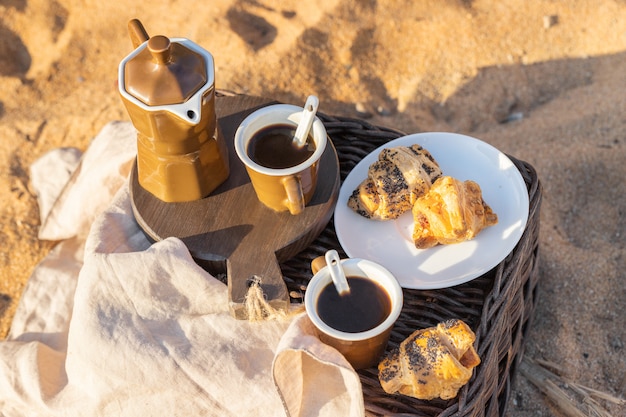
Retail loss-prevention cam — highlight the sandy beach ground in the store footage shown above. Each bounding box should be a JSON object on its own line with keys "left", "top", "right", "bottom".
{"left": 1, "top": 1, "right": 625, "bottom": 415}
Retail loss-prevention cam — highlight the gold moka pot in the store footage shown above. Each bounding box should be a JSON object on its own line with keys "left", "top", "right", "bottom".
{"left": 118, "top": 19, "right": 229, "bottom": 202}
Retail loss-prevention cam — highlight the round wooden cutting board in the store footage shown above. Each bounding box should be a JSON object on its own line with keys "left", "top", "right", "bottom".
{"left": 129, "top": 95, "right": 340, "bottom": 319}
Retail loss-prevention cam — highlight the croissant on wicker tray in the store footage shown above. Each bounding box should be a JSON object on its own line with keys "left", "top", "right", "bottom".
{"left": 347, "top": 144, "right": 442, "bottom": 220}
{"left": 378, "top": 319, "right": 481, "bottom": 400}
{"left": 412, "top": 176, "right": 498, "bottom": 249}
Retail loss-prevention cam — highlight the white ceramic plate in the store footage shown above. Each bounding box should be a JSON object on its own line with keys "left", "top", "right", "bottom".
{"left": 334, "top": 132, "right": 529, "bottom": 289}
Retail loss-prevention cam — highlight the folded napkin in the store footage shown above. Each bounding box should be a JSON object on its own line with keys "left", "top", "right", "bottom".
{"left": 0, "top": 122, "right": 364, "bottom": 417}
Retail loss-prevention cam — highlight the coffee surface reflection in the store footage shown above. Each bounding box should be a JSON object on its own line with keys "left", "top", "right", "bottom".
{"left": 317, "top": 276, "right": 392, "bottom": 333}
{"left": 247, "top": 123, "right": 316, "bottom": 169}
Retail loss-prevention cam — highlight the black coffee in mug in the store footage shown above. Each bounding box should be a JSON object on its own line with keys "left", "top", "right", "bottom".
{"left": 316, "top": 276, "right": 392, "bottom": 333}
{"left": 247, "top": 123, "right": 316, "bottom": 169}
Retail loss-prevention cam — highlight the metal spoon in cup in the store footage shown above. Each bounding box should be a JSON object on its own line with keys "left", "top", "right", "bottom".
{"left": 325, "top": 249, "right": 350, "bottom": 296}
{"left": 293, "top": 95, "right": 319, "bottom": 148}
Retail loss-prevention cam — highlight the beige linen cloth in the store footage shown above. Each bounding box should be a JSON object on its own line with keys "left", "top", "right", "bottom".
{"left": 0, "top": 121, "right": 364, "bottom": 417}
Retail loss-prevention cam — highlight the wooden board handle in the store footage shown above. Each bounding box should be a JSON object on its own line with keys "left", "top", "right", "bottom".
{"left": 227, "top": 251, "right": 290, "bottom": 320}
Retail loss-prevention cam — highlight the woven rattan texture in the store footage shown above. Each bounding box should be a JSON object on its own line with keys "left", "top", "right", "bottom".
{"left": 281, "top": 113, "right": 543, "bottom": 417}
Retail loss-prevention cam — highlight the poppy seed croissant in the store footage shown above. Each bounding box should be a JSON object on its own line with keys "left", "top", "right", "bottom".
{"left": 378, "top": 319, "right": 481, "bottom": 400}
{"left": 348, "top": 144, "right": 442, "bottom": 220}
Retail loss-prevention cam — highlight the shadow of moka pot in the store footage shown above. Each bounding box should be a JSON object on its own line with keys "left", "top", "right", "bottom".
{"left": 118, "top": 19, "right": 229, "bottom": 202}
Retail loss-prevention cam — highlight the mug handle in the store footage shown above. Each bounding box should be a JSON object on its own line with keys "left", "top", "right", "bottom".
{"left": 310, "top": 256, "right": 327, "bottom": 275}
{"left": 282, "top": 175, "right": 305, "bottom": 215}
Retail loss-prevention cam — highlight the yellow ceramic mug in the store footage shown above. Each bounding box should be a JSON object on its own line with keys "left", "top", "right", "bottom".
{"left": 306, "top": 256, "right": 404, "bottom": 369}
{"left": 234, "top": 104, "right": 327, "bottom": 215}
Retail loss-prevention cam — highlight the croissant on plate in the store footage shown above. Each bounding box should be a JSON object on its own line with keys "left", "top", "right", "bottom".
{"left": 348, "top": 144, "right": 442, "bottom": 220}
{"left": 412, "top": 176, "right": 498, "bottom": 249}
{"left": 378, "top": 319, "right": 481, "bottom": 400}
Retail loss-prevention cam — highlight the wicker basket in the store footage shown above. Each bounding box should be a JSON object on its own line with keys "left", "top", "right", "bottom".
{"left": 280, "top": 113, "right": 543, "bottom": 417}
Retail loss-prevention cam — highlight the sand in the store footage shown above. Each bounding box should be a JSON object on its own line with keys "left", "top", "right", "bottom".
{"left": 1, "top": 0, "right": 624, "bottom": 415}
